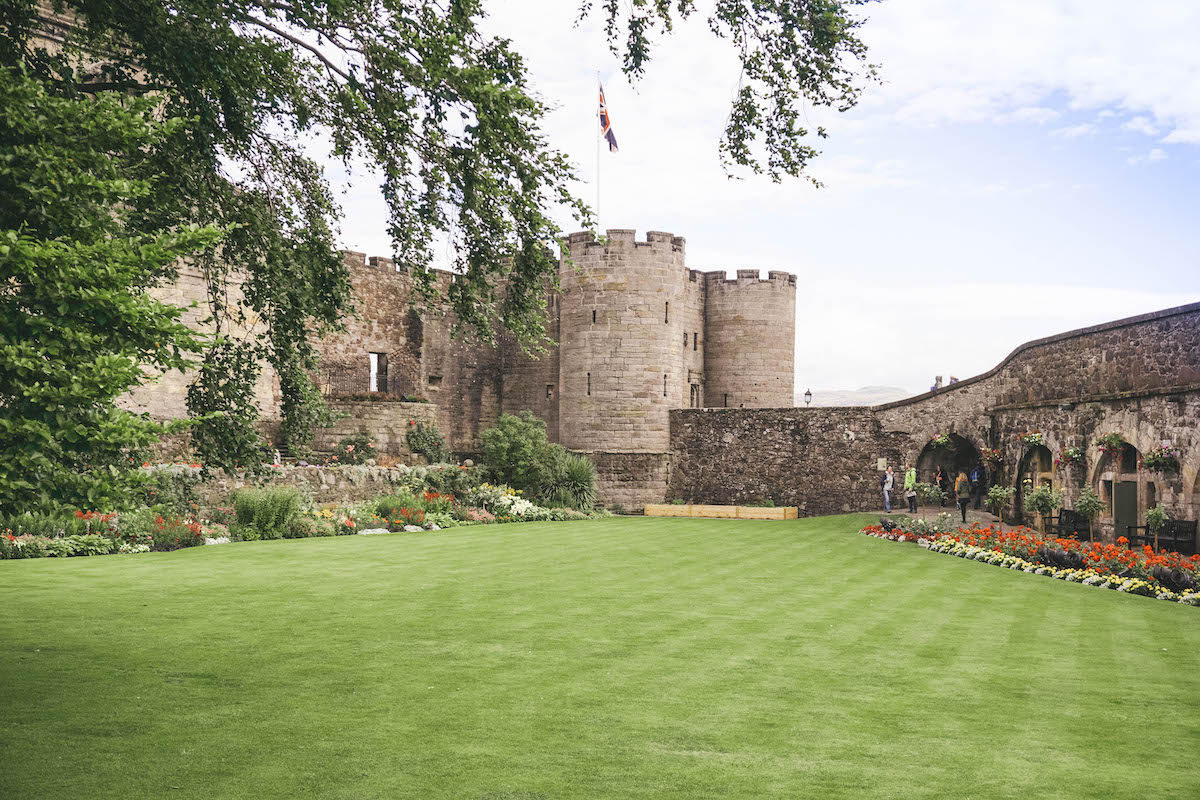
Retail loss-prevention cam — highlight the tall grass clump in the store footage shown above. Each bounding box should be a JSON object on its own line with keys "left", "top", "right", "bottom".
{"left": 231, "top": 488, "right": 304, "bottom": 541}
{"left": 541, "top": 451, "right": 597, "bottom": 511}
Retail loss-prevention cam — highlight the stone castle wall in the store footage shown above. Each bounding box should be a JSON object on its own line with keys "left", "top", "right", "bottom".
{"left": 671, "top": 302, "right": 1200, "bottom": 537}
{"left": 670, "top": 407, "right": 909, "bottom": 516}
{"left": 703, "top": 270, "right": 797, "bottom": 409}
{"left": 312, "top": 400, "right": 441, "bottom": 462}
{"left": 557, "top": 230, "right": 694, "bottom": 453}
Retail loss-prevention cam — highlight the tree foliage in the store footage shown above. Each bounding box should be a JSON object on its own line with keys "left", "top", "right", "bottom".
{"left": 2, "top": 0, "right": 878, "bottom": 474}
{"left": 0, "top": 66, "right": 224, "bottom": 513}
{"left": 586, "top": 0, "right": 880, "bottom": 184}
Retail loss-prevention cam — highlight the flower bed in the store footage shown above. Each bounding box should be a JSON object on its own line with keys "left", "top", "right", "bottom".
{"left": 2, "top": 475, "right": 608, "bottom": 561}
{"left": 860, "top": 522, "right": 1200, "bottom": 606}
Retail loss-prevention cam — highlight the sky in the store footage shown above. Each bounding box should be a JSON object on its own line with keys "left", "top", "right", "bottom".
{"left": 327, "top": 0, "right": 1200, "bottom": 399}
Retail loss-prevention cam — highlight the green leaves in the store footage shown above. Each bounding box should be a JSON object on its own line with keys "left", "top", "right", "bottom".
{"left": 587, "top": 0, "right": 880, "bottom": 184}
{"left": 0, "top": 66, "right": 224, "bottom": 513}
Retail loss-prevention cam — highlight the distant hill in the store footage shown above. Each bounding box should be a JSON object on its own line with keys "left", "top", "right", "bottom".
{"left": 797, "top": 386, "right": 917, "bottom": 407}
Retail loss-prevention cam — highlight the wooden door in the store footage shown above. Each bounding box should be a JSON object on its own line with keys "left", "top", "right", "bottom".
{"left": 1114, "top": 481, "right": 1138, "bottom": 539}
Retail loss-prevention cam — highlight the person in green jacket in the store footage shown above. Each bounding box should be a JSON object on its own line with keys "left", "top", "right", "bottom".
{"left": 903, "top": 463, "right": 918, "bottom": 513}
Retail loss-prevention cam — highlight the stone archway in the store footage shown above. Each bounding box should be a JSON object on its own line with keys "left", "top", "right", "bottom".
{"left": 1090, "top": 442, "right": 1148, "bottom": 541}
{"left": 916, "top": 433, "right": 983, "bottom": 504}
{"left": 1014, "top": 445, "right": 1055, "bottom": 526}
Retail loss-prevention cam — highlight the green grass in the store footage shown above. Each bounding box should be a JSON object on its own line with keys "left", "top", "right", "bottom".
{"left": 2, "top": 514, "right": 1198, "bottom": 799}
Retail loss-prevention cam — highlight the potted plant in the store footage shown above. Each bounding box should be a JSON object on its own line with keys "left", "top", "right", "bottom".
{"left": 1018, "top": 431, "right": 1044, "bottom": 447}
{"left": 1141, "top": 445, "right": 1180, "bottom": 473}
{"left": 1054, "top": 446, "right": 1085, "bottom": 470}
{"left": 1073, "top": 486, "right": 1106, "bottom": 543}
{"left": 930, "top": 433, "right": 951, "bottom": 450}
{"left": 914, "top": 481, "right": 945, "bottom": 522}
{"left": 1095, "top": 432, "right": 1125, "bottom": 459}
{"left": 1021, "top": 480, "right": 1063, "bottom": 535}
{"left": 980, "top": 448, "right": 1003, "bottom": 470}
{"left": 986, "top": 484, "right": 1015, "bottom": 521}
{"left": 1146, "top": 503, "right": 1170, "bottom": 550}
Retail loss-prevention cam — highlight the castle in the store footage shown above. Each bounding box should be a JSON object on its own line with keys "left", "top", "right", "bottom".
{"left": 124, "top": 228, "right": 798, "bottom": 507}
{"left": 124, "top": 225, "right": 1200, "bottom": 541}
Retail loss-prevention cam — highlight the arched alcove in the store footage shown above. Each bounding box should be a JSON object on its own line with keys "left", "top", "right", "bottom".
{"left": 1092, "top": 441, "right": 1147, "bottom": 540}
{"left": 916, "top": 434, "right": 983, "bottom": 502}
{"left": 1014, "top": 445, "right": 1057, "bottom": 525}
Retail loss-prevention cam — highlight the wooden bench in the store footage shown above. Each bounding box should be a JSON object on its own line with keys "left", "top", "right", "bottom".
{"left": 1048, "top": 509, "right": 1092, "bottom": 540}
{"left": 1127, "top": 520, "right": 1199, "bottom": 555}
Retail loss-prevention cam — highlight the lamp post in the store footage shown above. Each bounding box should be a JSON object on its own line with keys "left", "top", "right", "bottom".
{"left": 804, "top": 389, "right": 812, "bottom": 407}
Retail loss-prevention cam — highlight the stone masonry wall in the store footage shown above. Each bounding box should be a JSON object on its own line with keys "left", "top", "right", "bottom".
{"left": 119, "top": 265, "right": 280, "bottom": 421}
{"left": 671, "top": 303, "right": 1199, "bottom": 538}
{"left": 312, "top": 400, "right": 442, "bottom": 462}
{"left": 583, "top": 451, "right": 672, "bottom": 513}
{"left": 196, "top": 465, "right": 408, "bottom": 508}
{"left": 670, "top": 408, "right": 909, "bottom": 516}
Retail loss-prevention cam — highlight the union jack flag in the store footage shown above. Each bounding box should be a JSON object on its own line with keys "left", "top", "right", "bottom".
{"left": 599, "top": 83, "right": 618, "bottom": 153}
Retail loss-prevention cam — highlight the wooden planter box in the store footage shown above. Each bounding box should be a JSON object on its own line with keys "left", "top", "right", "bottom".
{"left": 644, "top": 504, "right": 799, "bottom": 520}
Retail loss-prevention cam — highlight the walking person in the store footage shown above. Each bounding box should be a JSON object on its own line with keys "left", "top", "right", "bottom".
{"left": 955, "top": 471, "right": 971, "bottom": 524}
{"left": 903, "top": 463, "right": 918, "bottom": 514}
{"left": 881, "top": 465, "right": 895, "bottom": 512}
{"left": 969, "top": 462, "right": 984, "bottom": 510}
{"left": 935, "top": 466, "right": 948, "bottom": 507}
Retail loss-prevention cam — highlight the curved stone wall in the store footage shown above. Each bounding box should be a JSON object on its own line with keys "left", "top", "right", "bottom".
{"left": 703, "top": 270, "right": 796, "bottom": 409}
{"left": 556, "top": 229, "right": 695, "bottom": 452}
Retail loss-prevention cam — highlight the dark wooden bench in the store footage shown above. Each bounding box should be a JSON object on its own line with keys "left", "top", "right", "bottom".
{"left": 1127, "top": 520, "right": 1199, "bottom": 555}
{"left": 1048, "top": 509, "right": 1092, "bottom": 540}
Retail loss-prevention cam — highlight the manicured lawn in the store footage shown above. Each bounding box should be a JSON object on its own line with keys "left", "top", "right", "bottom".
{"left": 2, "top": 514, "right": 1198, "bottom": 799}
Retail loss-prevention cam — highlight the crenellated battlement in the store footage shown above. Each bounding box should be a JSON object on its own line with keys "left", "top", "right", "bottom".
{"left": 703, "top": 268, "right": 796, "bottom": 287}
{"left": 562, "top": 228, "right": 686, "bottom": 255}
{"left": 342, "top": 250, "right": 464, "bottom": 288}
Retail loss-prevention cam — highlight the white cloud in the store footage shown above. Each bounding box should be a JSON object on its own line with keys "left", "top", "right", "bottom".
{"left": 1122, "top": 115, "right": 1159, "bottom": 135}
{"left": 1051, "top": 123, "right": 1096, "bottom": 138}
{"left": 1163, "top": 127, "right": 1200, "bottom": 144}
{"left": 998, "top": 106, "right": 1060, "bottom": 125}
{"left": 1149, "top": 147, "right": 1168, "bottom": 161}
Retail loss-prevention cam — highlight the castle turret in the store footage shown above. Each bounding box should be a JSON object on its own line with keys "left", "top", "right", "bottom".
{"left": 557, "top": 229, "right": 695, "bottom": 452}
{"left": 703, "top": 269, "right": 796, "bottom": 408}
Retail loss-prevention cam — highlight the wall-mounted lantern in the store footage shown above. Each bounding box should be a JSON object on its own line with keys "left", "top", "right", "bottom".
{"left": 804, "top": 389, "right": 812, "bottom": 407}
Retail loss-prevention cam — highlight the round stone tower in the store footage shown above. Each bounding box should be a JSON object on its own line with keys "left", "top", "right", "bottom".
{"left": 557, "top": 229, "right": 693, "bottom": 452}
{"left": 703, "top": 269, "right": 797, "bottom": 408}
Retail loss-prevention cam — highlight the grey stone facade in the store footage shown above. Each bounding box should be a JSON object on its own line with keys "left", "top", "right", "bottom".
{"left": 671, "top": 303, "right": 1200, "bottom": 538}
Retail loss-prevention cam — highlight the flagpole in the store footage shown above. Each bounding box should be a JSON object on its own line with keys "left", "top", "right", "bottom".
{"left": 595, "top": 71, "right": 601, "bottom": 227}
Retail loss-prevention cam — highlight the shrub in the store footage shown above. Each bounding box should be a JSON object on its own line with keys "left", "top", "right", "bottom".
{"left": 0, "top": 511, "right": 87, "bottom": 539}
{"left": 1022, "top": 481, "right": 1063, "bottom": 518}
{"left": 406, "top": 464, "right": 485, "bottom": 496}
{"left": 231, "top": 488, "right": 304, "bottom": 540}
{"left": 149, "top": 515, "right": 204, "bottom": 551}
{"left": 136, "top": 469, "right": 202, "bottom": 516}
{"left": 915, "top": 482, "right": 945, "bottom": 511}
{"left": 1073, "top": 487, "right": 1105, "bottom": 527}
{"left": 1147, "top": 503, "right": 1169, "bottom": 533}
{"left": 405, "top": 420, "right": 447, "bottom": 464}
{"left": 333, "top": 433, "right": 377, "bottom": 465}
{"left": 986, "top": 485, "right": 1015, "bottom": 517}
{"left": 284, "top": 515, "right": 334, "bottom": 539}
{"left": 376, "top": 492, "right": 419, "bottom": 520}
{"left": 540, "top": 451, "right": 597, "bottom": 510}
{"left": 480, "top": 411, "right": 561, "bottom": 496}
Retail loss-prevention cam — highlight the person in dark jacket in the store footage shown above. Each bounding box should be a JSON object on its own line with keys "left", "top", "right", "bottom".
{"left": 935, "top": 466, "right": 949, "bottom": 507}
{"left": 969, "top": 462, "right": 984, "bottom": 509}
